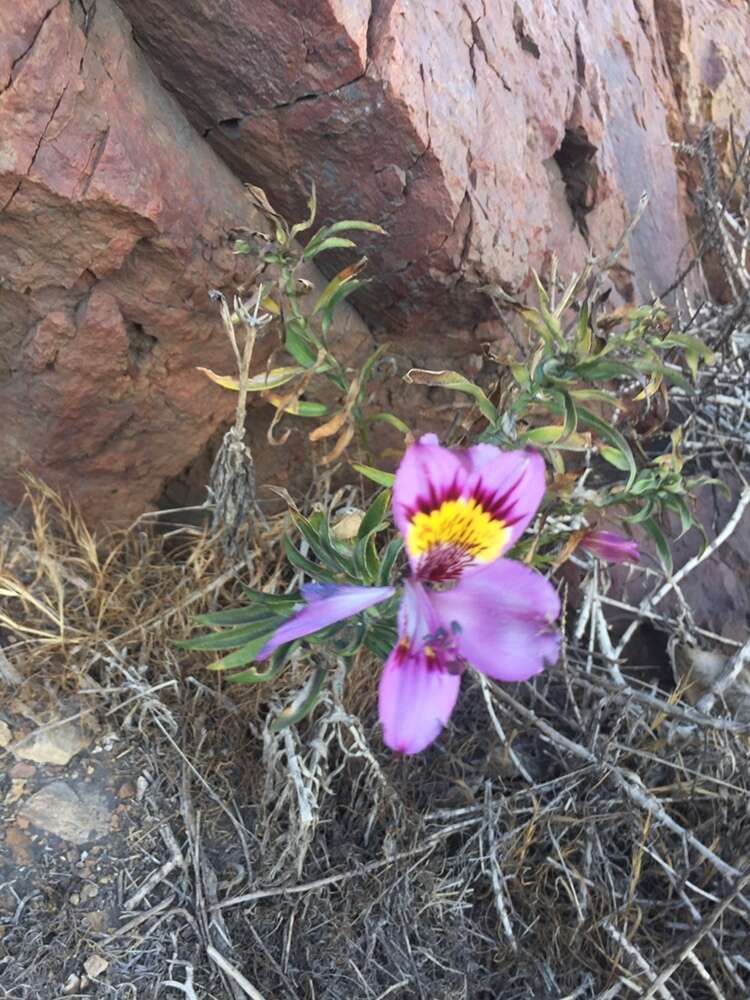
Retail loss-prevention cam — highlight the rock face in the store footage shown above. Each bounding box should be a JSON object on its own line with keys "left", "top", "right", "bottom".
{"left": 0, "top": 0, "right": 372, "bottom": 525}
{"left": 116, "top": 0, "right": 749, "bottom": 339}
{"left": 655, "top": 0, "right": 750, "bottom": 137}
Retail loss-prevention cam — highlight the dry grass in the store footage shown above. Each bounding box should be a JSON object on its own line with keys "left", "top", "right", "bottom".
{"left": 2, "top": 460, "right": 750, "bottom": 1000}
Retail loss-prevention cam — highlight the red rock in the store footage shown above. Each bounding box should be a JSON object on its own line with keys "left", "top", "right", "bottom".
{"left": 116, "top": 0, "right": 750, "bottom": 338}
{"left": 655, "top": 0, "right": 750, "bottom": 138}
{"left": 0, "top": 0, "right": 373, "bottom": 525}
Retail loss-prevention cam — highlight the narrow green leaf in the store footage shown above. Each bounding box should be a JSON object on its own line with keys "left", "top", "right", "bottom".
{"left": 284, "top": 317, "right": 320, "bottom": 369}
{"left": 641, "top": 516, "right": 673, "bottom": 575}
{"left": 369, "top": 411, "right": 411, "bottom": 435}
{"left": 364, "top": 623, "right": 398, "bottom": 661}
{"left": 289, "top": 185, "right": 317, "bottom": 241}
{"left": 377, "top": 538, "right": 403, "bottom": 586}
{"left": 271, "top": 665, "right": 328, "bottom": 731}
{"left": 302, "top": 236, "right": 357, "bottom": 259}
{"left": 208, "top": 634, "right": 279, "bottom": 671}
{"left": 357, "top": 490, "right": 391, "bottom": 541}
{"left": 312, "top": 260, "right": 367, "bottom": 314}
{"left": 293, "top": 513, "right": 353, "bottom": 574}
{"left": 599, "top": 445, "right": 632, "bottom": 472}
{"left": 282, "top": 536, "right": 337, "bottom": 582}
{"left": 574, "top": 359, "right": 639, "bottom": 380}
{"left": 175, "top": 619, "right": 282, "bottom": 651}
{"left": 239, "top": 588, "right": 300, "bottom": 610}
{"left": 403, "top": 369, "right": 497, "bottom": 426}
{"left": 316, "top": 220, "right": 386, "bottom": 238}
{"left": 195, "top": 606, "right": 284, "bottom": 628}
{"left": 351, "top": 463, "right": 396, "bottom": 487}
{"left": 576, "top": 406, "right": 637, "bottom": 489}
{"left": 224, "top": 642, "right": 298, "bottom": 683}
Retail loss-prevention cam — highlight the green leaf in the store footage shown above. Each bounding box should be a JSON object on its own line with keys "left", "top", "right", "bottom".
{"left": 509, "top": 362, "right": 531, "bottom": 389}
{"left": 195, "top": 606, "right": 285, "bottom": 628}
{"left": 224, "top": 642, "right": 298, "bottom": 683}
{"left": 364, "top": 623, "right": 399, "bottom": 661}
{"left": 302, "top": 236, "right": 357, "bottom": 259}
{"left": 293, "top": 512, "right": 352, "bottom": 574}
{"left": 239, "top": 588, "right": 301, "bottom": 609}
{"left": 289, "top": 185, "right": 318, "bottom": 241}
{"left": 599, "top": 445, "right": 632, "bottom": 472}
{"left": 625, "top": 498, "right": 655, "bottom": 524}
{"left": 641, "top": 516, "right": 673, "bottom": 575}
{"left": 264, "top": 394, "right": 329, "bottom": 418}
{"left": 369, "top": 411, "right": 411, "bottom": 435}
{"left": 403, "top": 369, "right": 498, "bottom": 426}
{"left": 283, "top": 536, "right": 337, "bottom": 582}
{"left": 357, "top": 344, "right": 386, "bottom": 388}
{"left": 353, "top": 534, "right": 380, "bottom": 583}
{"left": 304, "top": 220, "right": 385, "bottom": 259}
{"left": 521, "top": 425, "right": 590, "bottom": 448}
{"left": 662, "top": 493, "right": 693, "bottom": 536}
{"left": 378, "top": 538, "right": 403, "bottom": 586}
{"left": 574, "top": 302, "right": 592, "bottom": 357}
{"left": 208, "top": 634, "right": 279, "bottom": 671}
{"left": 351, "top": 463, "right": 396, "bottom": 487}
{"left": 320, "top": 281, "right": 368, "bottom": 338}
{"left": 284, "top": 317, "right": 320, "bottom": 369}
{"left": 315, "top": 220, "right": 386, "bottom": 239}
{"left": 357, "top": 490, "right": 391, "bottom": 540}
{"left": 568, "top": 388, "right": 619, "bottom": 406}
{"left": 271, "top": 665, "right": 328, "bottom": 731}
{"left": 551, "top": 389, "right": 578, "bottom": 439}
{"left": 576, "top": 406, "right": 637, "bottom": 490}
{"left": 175, "top": 618, "right": 282, "bottom": 652}
{"left": 574, "top": 359, "right": 639, "bottom": 381}
{"left": 312, "top": 260, "right": 367, "bottom": 315}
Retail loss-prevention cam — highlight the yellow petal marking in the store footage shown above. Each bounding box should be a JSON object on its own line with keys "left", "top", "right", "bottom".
{"left": 406, "top": 498, "right": 509, "bottom": 563}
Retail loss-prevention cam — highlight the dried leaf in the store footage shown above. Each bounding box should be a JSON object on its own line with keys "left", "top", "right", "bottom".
{"left": 319, "top": 424, "right": 355, "bottom": 466}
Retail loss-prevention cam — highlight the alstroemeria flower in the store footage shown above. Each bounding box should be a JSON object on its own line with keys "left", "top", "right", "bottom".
{"left": 258, "top": 434, "right": 560, "bottom": 754}
{"left": 580, "top": 529, "right": 640, "bottom": 565}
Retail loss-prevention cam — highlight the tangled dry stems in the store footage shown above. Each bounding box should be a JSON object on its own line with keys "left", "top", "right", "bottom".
{"left": 2, "top": 457, "right": 749, "bottom": 1000}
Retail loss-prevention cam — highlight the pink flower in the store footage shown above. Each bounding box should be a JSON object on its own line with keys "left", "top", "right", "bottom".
{"left": 258, "top": 434, "right": 560, "bottom": 754}
{"left": 580, "top": 530, "right": 640, "bottom": 565}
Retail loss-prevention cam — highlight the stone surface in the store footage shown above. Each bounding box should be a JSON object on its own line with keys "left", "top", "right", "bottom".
{"left": 0, "top": 720, "right": 12, "bottom": 748}
{"left": 18, "top": 780, "right": 111, "bottom": 844}
{"left": 654, "top": 0, "right": 750, "bottom": 139}
{"left": 0, "top": 0, "right": 374, "bottom": 526}
{"left": 610, "top": 475, "right": 750, "bottom": 648}
{"left": 116, "top": 0, "right": 750, "bottom": 341}
{"left": 10, "top": 719, "right": 91, "bottom": 766}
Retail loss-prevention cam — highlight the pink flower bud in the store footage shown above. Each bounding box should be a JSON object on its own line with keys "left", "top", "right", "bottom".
{"left": 580, "top": 530, "right": 640, "bottom": 564}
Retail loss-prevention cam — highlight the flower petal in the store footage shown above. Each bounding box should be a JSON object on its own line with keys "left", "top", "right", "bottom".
{"left": 392, "top": 434, "right": 467, "bottom": 540}
{"left": 464, "top": 445, "right": 546, "bottom": 551}
{"left": 429, "top": 559, "right": 560, "bottom": 682}
{"left": 378, "top": 642, "right": 461, "bottom": 754}
{"left": 256, "top": 584, "right": 394, "bottom": 660}
{"left": 392, "top": 435, "right": 546, "bottom": 580}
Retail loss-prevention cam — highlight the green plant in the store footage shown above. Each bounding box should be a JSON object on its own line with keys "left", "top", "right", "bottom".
{"left": 188, "top": 191, "right": 718, "bottom": 726}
